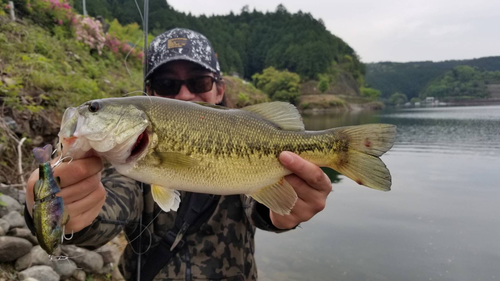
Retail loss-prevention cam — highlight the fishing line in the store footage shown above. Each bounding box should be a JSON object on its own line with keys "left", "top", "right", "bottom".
{"left": 123, "top": 89, "right": 152, "bottom": 105}
{"left": 121, "top": 209, "right": 164, "bottom": 256}
{"left": 48, "top": 247, "right": 120, "bottom": 268}
{"left": 122, "top": 0, "right": 146, "bottom": 91}
{"left": 138, "top": 0, "right": 149, "bottom": 279}
{"left": 123, "top": 37, "right": 142, "bottom": 82}
{"left": 46, "top": 211, "right": 160, "bottom": 265}
{"left": 123, "top": 223, "right": 153, "bottom": 255}
{"left": 134, "top": 0, "right": 144, "bottom": 23}
{"left": 127, "top": 210, "right": 162, "bottom": 244}
{"left": 123, "top": 90, "right": 148, "bottom": 96}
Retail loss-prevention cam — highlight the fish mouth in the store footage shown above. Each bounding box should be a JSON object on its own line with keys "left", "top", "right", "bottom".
{"left": 127, "top": 130, "right": 149, "bottom": 162}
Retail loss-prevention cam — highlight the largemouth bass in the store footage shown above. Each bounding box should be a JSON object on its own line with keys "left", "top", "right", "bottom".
{"left": 32, "top": 145, "right": 69, "bottom": 255}
{"left": 58, "top": 97, "right": 396, "bottom": 215}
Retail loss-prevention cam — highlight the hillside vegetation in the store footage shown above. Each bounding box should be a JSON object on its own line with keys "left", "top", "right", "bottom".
{"left": 422, "top": 66, "right": 500, "bottom": 101}
{"left": 73, "top": 1, "right": 365, "bottom": 81}
{"left": 0, "top": 2, "right": 145, "bottom": 184}
{"left": 365, "top": 56, "right": 500, "bottom": 102}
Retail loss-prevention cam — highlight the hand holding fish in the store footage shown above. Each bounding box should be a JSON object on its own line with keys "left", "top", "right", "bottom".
{"left": 270, "top": 152, "right": 332, "bottom": 229}
{"left": 26, "top": 156, "right": 106, "bottom": 234}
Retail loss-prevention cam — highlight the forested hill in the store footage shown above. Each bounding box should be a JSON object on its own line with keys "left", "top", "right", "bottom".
{"left": 365, "top": 56, "right": 500, "bottom": 100}
{"left": 72, "top": 0, "right": 364, "bottom": 80}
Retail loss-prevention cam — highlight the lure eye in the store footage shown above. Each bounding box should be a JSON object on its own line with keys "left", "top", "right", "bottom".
{"left": 88, "top": 101, "right": 100, "bottom": 112}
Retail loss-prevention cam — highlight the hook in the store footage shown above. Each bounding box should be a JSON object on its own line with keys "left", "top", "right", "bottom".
{"left": 52, "top": 155, "right": 73, "bottom": 169}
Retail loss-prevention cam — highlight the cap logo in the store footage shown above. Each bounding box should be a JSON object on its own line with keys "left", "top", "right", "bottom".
{"left": 167, "top": 38, "right": 188, "bottom": 49}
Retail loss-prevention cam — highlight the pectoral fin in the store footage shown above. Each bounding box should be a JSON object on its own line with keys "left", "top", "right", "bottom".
{"left": 250, "top": 177, "right": 298, "bottom": 215}
{"left": 157, "top": 152, "right": 198, "bottom": 169}
{"left": 151, "top": 184, "right": 181, "bottom": 212}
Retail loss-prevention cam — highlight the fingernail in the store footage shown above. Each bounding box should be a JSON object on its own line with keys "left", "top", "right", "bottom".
{"left": 280, "top": 151, "right": 293, "bottom": 165}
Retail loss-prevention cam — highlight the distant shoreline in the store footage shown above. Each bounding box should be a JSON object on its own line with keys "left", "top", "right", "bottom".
{"left": 400, "top": 99, "right": 500, "bottom": 108}
{"left": 445, "top": 99, "right": 500, "bottom": 107}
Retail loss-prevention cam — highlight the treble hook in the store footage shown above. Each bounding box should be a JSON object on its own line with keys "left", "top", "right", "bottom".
{"left": 63, "top": 229, "right": 74, "bottom": 241}
{"left": 52, "top": 155, "right": 73, "bottom": 169}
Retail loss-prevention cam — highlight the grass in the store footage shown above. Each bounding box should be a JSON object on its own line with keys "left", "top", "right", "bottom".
{"left": 0, "top": 15, "right": 143, "bottom": 112}
{"left": 224, "top": 76, "right": 269, "bottom": 107}
{"left": 0, "top": 13, "right": 143, "bottom": 184}
{"left": 299, "top": 94, "right": 347, "bottom": 110}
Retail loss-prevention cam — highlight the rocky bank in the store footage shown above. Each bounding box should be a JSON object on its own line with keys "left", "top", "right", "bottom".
{"left": 0, "top": 186, "right": 124, "bottom": 281}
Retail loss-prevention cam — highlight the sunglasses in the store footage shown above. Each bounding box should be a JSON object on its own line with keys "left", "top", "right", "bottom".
{"left": 150, "top": 76, "right": 218, "bottom": 97}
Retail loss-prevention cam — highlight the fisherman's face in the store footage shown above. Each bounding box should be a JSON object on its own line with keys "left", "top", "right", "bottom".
{"left": 150, "top": 60, "right": 224, "bottom": 105}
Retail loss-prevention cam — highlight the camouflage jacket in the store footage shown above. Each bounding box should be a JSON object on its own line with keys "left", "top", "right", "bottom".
{"left": 67, "top": 168, "right": 289, "bottom": 280}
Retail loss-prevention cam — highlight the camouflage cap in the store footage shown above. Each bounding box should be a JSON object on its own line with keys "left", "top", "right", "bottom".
{"left": 145, "top": 28, "right": 221, "bottom": 81}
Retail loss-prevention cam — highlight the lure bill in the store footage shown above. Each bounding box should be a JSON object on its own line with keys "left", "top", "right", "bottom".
{"left": 32, "top": 144, "right": 70, "bottom": 256}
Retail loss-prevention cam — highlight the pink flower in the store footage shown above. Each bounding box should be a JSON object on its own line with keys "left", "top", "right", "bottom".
{"left": 58, "top": 19, "right": 63, "bottom": 25}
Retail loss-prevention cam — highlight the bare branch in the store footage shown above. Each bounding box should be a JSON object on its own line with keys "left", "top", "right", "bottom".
{"left": 1, "top": 183, "right": 25, "bottom": 188}
{"left": 17, "top": 137, "right": 26, "bottom": 188}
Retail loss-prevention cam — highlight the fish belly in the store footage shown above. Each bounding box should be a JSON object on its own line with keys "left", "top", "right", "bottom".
{"left": 117, "top": 154, "right": 290, "bottom": 195}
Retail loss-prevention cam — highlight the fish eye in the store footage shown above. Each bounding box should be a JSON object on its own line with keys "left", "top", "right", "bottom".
{"left": 88, "top": 101, "right": 101, "bottom": 112}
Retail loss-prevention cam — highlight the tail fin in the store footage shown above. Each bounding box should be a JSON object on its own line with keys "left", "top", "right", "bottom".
{"left": 330, "top": 124, "right": 396, "bottom": 191}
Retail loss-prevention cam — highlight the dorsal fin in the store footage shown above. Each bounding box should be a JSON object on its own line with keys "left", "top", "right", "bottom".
{"left": 241, "top": 102, "right": 305, "bottom": 131}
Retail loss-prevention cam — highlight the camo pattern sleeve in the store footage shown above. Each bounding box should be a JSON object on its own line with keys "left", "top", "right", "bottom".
{"left": 64, "top": 167, "right": 143, "bottom": 249}
{"left": 242, "top": 195, "right": 294, "bottom": 233}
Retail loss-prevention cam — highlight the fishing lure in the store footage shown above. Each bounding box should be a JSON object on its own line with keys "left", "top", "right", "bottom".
{"left": 32, "top": 144, "right": 70, "bottom": 256}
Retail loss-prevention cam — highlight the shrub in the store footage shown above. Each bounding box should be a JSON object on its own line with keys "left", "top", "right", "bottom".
{"left": 388, "top": 92, "right": 408, "bottom": 105}
{"left": 360, "top": 87, "right": 381, "bottom": 100}
{"left": 237, "top": 92, "right": 250, "bottom": 107}
{"left": 74, "top": 15, "right": 105, "bottom": 54}
{"left": 252, "top": 67, "right": 301, "bottom": 104}
{"left": 318, "top": 74, "right": 329, "bottom": 93}
{"left": 27, "top": 0, "right": 75, "bottom": 37}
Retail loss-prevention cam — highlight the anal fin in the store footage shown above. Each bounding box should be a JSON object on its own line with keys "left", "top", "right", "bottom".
{"left": 151, "top": 184, "right": 181, "bottom": 212}
{"left": 250, "top": 178, "right": 297, "bottom": 215}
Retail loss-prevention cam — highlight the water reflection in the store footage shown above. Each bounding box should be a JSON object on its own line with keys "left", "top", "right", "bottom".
{"left": 303, "top": 105, "right": 500, "bottom": 157}
{"left": 256, "top": 105, "right": 500, "bottom": 281}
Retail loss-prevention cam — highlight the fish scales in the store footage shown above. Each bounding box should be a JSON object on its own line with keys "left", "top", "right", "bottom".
{"left": 126, "top": 98, "right": 348, "bottom": 194}
{"left": 58, "top": 96, "right": 396, "bottom": 214}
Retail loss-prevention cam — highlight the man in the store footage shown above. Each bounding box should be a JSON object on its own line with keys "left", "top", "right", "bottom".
{"left": 25, "top": 28, "right": 332, "bottom": 280}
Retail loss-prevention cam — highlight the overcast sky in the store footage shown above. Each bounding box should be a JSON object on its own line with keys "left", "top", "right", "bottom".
{"left": 167, "top": 0, "right": 500, "bottom": 63}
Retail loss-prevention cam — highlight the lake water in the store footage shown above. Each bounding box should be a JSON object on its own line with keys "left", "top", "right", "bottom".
{"left": 255, "top": 105, "right": 500, "bottom": 281}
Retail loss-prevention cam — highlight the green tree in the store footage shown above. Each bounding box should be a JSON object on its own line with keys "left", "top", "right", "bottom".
{"left": 388, "top": 92, "right": 408, "bottom": 105}
{"left": 421, "top": 65, "right": 493, "bottom": 100}
{"left": 360, "top": 87, "right": 381, "bottom": 100}
{"left": 252, "top": 67, "right": 301, "bottom": 104}
{"left": 318, "top": 74, "right": 329, "bottom": 93}
{"left": 365, "top": 57, "right": 500, "bottom": 100}
{"left": 75, "top": 1, "right": 365, "bottom": 80}
{"left": 108, "top": 19, "right": 154, "bottom": 47}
